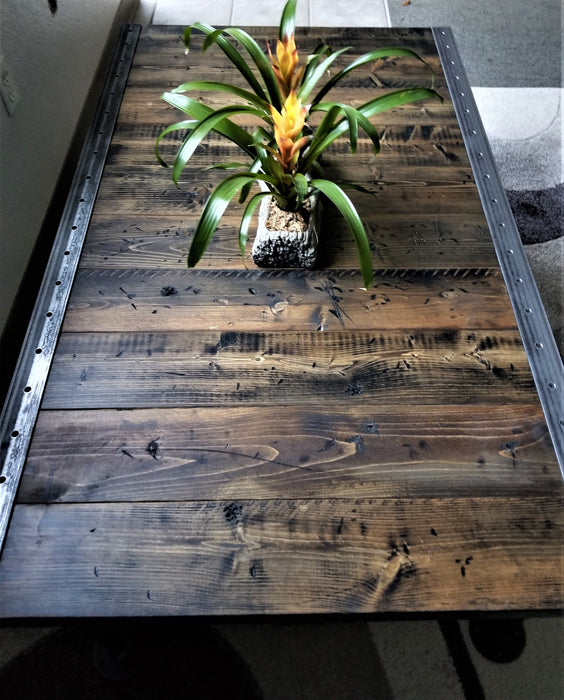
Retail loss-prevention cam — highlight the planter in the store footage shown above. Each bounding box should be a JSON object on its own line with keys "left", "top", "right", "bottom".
{"left": 252, "top": 190, "right": 322, "bottom": 269}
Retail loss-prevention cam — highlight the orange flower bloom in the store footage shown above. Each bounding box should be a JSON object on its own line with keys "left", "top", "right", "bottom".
{"left": 270, "top": 91, "right": 309, "bottom": 171}
{"left": 268, "top": 34, "right": 304, "bottom": 99}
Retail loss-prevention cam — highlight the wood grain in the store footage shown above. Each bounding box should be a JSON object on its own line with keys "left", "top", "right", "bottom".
{"left": 1, "top": 27, "right": 560, "bottom": 618}
{"left": 0, "top": 497, "right": 560, "bottom": 617}
{"left": 42, "top": 329, "right": 536, "bottom": 409}
{"left": 63, "top": 269, "right": 515, "bottom": 333}
{"left": 19, "top": 406, "right": 559, "bottom": 503}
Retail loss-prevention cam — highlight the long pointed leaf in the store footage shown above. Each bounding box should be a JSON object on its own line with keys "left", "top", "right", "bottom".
{"left": 171, "top": 104, "right": 263, "bottom": 184}
{"left": 188, "top": 173, "right": 276, "bottom": 267}
{"left": 297, "top": 47, "right": 351, "bottom": 103}
{"left": 301, "top": 44, "right": 332, "bottom": 87}
{"left": 279, "top": 0, "right": 297, "bottom": 40}
{"left": 190, "top": 22, "right": 268, "bottom": 101}
{"left": 239, "top": 191, "right": 272, "bottom": 255}
{"left": 309, "top": 178, "right": 373, "bottom": 288}
{"left": 155, "top": 119, "right": 196, "bottom": 166}
{"left": 171, "top": 80, "right": 271, "bottom": 112}
{"left": 311, "top": 47, "right": 435, "bottom": 106}
{"left": 311, "top": 102, "right": 380, "bottom": 154}
{"left": 161, "top": 92, "right": 255, "bottom": 155}
{"left": 302, "top": 88, "right": 441, "bottom": 171}
{"left": 225, "top": 28, "right": 282, "bottom": 108}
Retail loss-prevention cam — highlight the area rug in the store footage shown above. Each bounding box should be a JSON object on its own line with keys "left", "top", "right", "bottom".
{"left": 507, "top": 184, "right": 563, "bottom": 245}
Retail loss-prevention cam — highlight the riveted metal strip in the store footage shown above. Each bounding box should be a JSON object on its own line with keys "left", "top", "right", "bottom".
{"left": 0, "top": 25, "right": 142, "bottom": 551}
{"left": 433, "top": 27, "right": 563, "bottom": 476}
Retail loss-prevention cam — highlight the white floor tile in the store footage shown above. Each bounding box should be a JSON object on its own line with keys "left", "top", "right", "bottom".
{"left": 472, "top": 87, "right": 561, "bottom": 142}
{"left": 150, "top": 0, "right": 392, "bottom": 28}
{"left": 152, "top": 0, "right": 234, "bottom": 25}
{"left": 310, "top": 0, "right": 390, "bottom": 27}
{"left": 231, "top": 0, "right": 310, "bottom": 27}
{"left": 473, "top": 88, "right": 563, "bottom": 189}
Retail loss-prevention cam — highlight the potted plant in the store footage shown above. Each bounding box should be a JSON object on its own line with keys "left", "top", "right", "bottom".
{"left": 156, "top": 0, "right": 440, "bottom": 288}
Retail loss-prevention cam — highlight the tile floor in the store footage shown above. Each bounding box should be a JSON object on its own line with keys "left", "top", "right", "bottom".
{"left": 1, "top": 0, "right": 562, "bottom": 697}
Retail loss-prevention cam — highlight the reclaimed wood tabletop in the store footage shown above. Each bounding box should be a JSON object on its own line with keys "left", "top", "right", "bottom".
{"left": 0, "top": 26, "right": 561, "bottom": 617}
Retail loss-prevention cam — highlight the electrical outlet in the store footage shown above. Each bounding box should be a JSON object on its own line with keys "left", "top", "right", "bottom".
{"left": 0, "top": 55, "right": 21, "bottom": 116}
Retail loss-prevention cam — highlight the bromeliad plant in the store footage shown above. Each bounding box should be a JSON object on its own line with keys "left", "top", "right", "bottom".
{"left": 156, "top": 0, "right": 440, "bottom": 288}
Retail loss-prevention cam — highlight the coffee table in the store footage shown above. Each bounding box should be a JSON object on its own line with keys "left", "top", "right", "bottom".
{"left": 0, "top": 25, "right": 561, "bottom": 616}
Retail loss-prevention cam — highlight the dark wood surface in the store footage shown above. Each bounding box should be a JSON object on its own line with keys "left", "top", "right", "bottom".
{"left": 0, "top": 26, "right": 561, "bottom": 617}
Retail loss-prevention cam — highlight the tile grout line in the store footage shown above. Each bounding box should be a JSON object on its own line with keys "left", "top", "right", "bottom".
{"left": 383, "top": 0, "right": 392, "bottom": 27}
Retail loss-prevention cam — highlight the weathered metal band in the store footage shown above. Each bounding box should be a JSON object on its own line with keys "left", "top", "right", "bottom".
{"left": 0, "top": 25, "right": 142, "bottom": 551}
{"left": 433, "top": 27, "right": 563, "bottom": 476}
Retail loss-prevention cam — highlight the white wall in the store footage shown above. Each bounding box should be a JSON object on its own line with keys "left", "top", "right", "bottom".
{"left": 0, "top": 0, "right": 137, "bottom": 339}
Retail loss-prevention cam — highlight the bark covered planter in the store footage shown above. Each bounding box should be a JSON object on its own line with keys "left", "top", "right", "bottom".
{"left": 252, "top": 189, "right": 322, "bottom": 269}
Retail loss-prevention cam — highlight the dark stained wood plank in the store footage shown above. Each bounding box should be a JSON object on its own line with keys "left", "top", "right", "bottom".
{"left": 42, "top": 329, "right": 536, "bottom": 409}
{"left": 63, "top": 269, "right": 516, "bottom": 333}
{"left": 19, "top": 405, "right": 560, "bottom": 503}
{"left": 80, "top": 211, "right": 498, "bottom": 271}
{"left": 127, "top": 27, "right": 447, "bottom": 91}
{"left": 0, "top": 497, "right": 561, "bottom": 617}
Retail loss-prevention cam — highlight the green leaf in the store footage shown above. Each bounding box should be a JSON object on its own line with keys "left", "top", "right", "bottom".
{"left": 161, "top": 92, "right": 255, "bottom": 156}
{"left": 225, "top": 28, "right": 282, "bottom": 108}
{"left": 200, "top": 162, "right": 250, "bottom": 171}
{"left": 343, "top": 105, "right": 358, "bottom": 152}
{"left": 171, "top": 80, "right": 271, "bottom": 112}
{"left": 155, "top": 119, "right": 196, "bottom": 166}
{"left": 301, "top": 44, "right": 332, "bottom": 88}
{"left": 311, "top": 47, "right": 435, "bottom": 106}
{"left": 279, "top": 0, "right": 297, "bottom": 40}
{"left": 360, "top": 87, "right": 443, "bottom": 119}
{"left": 293, "top": 172, "right": 309, "bottom": 205}
{"left": 239, "top": 155, "right": 266, "bottom": 203}
{"left": 310, "top": 178, "right": 373, "bottom": 288}
{"left": 171, "top": 105, "right": 263, "bottom": 185}
{"left": 190, "top": 22, "right": 269, "bottom": 102}
{"left": 311, "top": 102, "right": 380, "bottom": 155}
{"left": 302, "top": 88, "right": 441, "bottom": 171}
{"left": 239, "top": 191, "right": 272, "bottom": 255}
{"left": 297, "top": 47, "right": 351, "bottom": 103}
{"left": 188, "top": 173, "right": 276, "bottom": 267}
